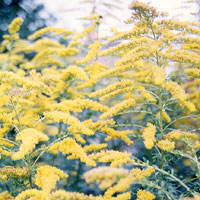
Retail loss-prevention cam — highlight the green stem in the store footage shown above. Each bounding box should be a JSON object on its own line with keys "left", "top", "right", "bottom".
{"left": 163, "top": 114, "right": 199, "bottom": 132}
{"left": 32, "top": 134, "right": 70, "bottom": 169}
{"left": 133, "top": 159, "right": 195, "bottom": 196}
{"left": 52, "top": 122, "right": 63, "bottom": 165}
{"left": 159, "top": 89, "right": 164, "bottom": 169}
{"left": 147, "top": 181, "right": 174, "bottom": 200}
{"left": 26, "top": 155, "right": 33, "bottom": 188}
{"left": 10, "top": 98, "right": 22, "bottom": 131}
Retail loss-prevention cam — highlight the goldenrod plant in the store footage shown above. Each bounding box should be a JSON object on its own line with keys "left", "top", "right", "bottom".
{"left": 0, "top": 1, "right": 199, "bottom": 200}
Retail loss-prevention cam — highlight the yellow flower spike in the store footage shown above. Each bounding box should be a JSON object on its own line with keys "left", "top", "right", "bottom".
{"left": 89, "top": 150, "right": 131, "bottom": 167}
{"left": 103, "top": 175, "right": 134, "bottom": 199}
{"left": 50, "top": 190, "right": 104, "bottom": 200}
{"left": 15, "top": 189, "right": 48, "bottom": 200}
{"left": 110, "top": 192, "right": 131, "bottom": 200}
{"left": 194, "top": 141, "right": 200, "bottom": 149}
{"left": 0, "top": 191, "right": 13, "bottom": 200}
{"left": 76, "top": 41, "right": 100, "bottom": 64}
{"left": 156, "top": 139, "right": 175, "bottom": 151}
{"left": 152, "top": 65, "right": 166, "bottom": 86}
{"left": 83, "top": 143, "right": 108, "bottom": 153}
{"left": 28, "top": 27, "right": 75, "bottom": 40}
{"left": 136, "top": 189, "right": 156, "bottom": 200}
{"left": 85, "top": 61, "right": 109, "bottom": 78}
{"left": 184, "top": 68, "right": 200, "bottom": 78}
{"left": 141, "top": 91, "right": 157, "bottom": 103}
{"left": 0, "top": 166, "right": 29, "bottom": 181}
{"left": 59, "top": 138, "right": 96, "bottom": 166}
{"left": 104, "top": 167, "right": 154, "bottom": 199}
{"left": 162, "top": 110, "right": 171, "bottom": 123}
{"left": 142, "top": 123, "right": 156, "bottom": 150}
{"left": 89, "top": 80, "right": 135, "bottom": 98}
{"left": 44, "top": 111, "right": 94, "bottom": 136}
{"left": 61, "top": 65, "right": 89, "bottom": 81}
{"left": 0, "top": 140, "right": 14, "bottom": 148}
{"left": 8, "top": 17, "right": 23, "bottom": 35}
{"left": 47, "top": 142, "right": 60, "bottom": 155}
{"left": 83, "top": 119, "right": 115, "bottom": 132}
{"left": 164, "top": 81, "right": 188, "bottom": 103}
{"left": 101, "top": 127, "right": 133, "bottom": 145}
{"left": 0, "top": 147, "right": 12, "bottom": 157}
{"left": 12, "top": 128, "right": 49, "bottom": 160}
{"left": 182, "top": 101, "right": 196, "bottom": 112}
{"left": 34, "top": 165, "right": 68, "bottom": 193}
{"left": 83, "top": 166, "right": 129, "bottom": 190}
{"left": 51, "top": 98, "right": 108, "bottom": 113}
{"left": 165, "top": 130, "right": 199, "bottom": 141}
{"left": 100, "top": 98, "right": 135, "bottom": 119}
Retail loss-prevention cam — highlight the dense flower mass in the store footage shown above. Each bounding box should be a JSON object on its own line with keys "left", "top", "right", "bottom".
{"left": 0, "top": 1, "right": 199, "bottom": 199}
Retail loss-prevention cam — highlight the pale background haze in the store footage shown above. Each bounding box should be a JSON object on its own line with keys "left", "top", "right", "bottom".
{"left": 36, "top": 0, "right": 198, "bottom": 35}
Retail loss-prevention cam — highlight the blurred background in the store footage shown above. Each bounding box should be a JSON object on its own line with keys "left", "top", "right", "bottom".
{"left": 0, "top": 0, "right": 199, "bottom": 41}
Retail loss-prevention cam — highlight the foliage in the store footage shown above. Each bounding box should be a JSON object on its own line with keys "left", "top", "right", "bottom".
{"left": 0, "top": 1, "right": 199, "bottom": 200}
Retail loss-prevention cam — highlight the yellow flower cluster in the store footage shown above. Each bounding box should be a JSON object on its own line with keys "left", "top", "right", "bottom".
{"left": 50, "top": 190, "right": 103, "bottom": 200}
{"left": 0, "top": 191, "right": 13, "bottom": 200}
{"left": 136, "top": 189, "right": 156, "bottom": 200}
{"left": 100, "top": 98, "right": 135, "bottom": 119}
{"left": 83, "top": 143, "right": 108, "bottom": 153}
{"left": 89, "top": 150, "right": 131, "bottom": 167}
{"left": 104, "top": 167, "right": 155, "bottom": 199}
{"left": 0, "top": 71, "right": 51, "bottom": 95}
{"left": 165, "top": 130, "right": 199, "bottom": 142}
{"left": 76, "top": 41, "right": 100, "bottom": 64}
{"left": 12, "top": 128, "right": 49, "bottom": 160}
{"left": 99, "top": 86, "right": 137, "bottom": 101}
{"left": 162, "top": 110, "right": 171, "bottom": 123}
{"left": 182, "top": 101, "right": 196, "bottom": 112}
{"left": 164, "top": 81, "right": 188, "bottom": 102}
{"left": 31, "top": 47, "right": 77, "bottom": 68}
{"left": 59, "top": 138, "right": 96, "bottom": 166}
{"left": 0, "top": 166, "right": 28, "bottom": 181}
{"left": 83, "top": 119, "right": 115, "bottom": 132}
{"left": 61, "top": 65, "right": 89, "bottom": 81}
{"left": 8, "top": 17, "right": 23, "bottom": 35}
{"left": 109, "top": 27, "right": 149, "bottom": 42}
{"left": 115, "top": 51, "right": 152, "bottom": 67}
{"left": 83, "top": 166, "right": 129, "bottom": 190}
{"left": 29, "top": 27, "right": 74, "bottom": 40}
{"left": 0, "top": 147, "right": 12, "bottom": 158}
{"left": 89, "top": 80, "right": 135, "bottom": 98}
{"left": 142, "top": 123, "right": 156, "bottom": 150}
{"left": 99, "top": 37, "right": 151, "bottom": 57}
{"left": 44, "top": 111, "right": 94, "bottom": 136}
{"left": 0, "top": 139, "right": 13, "bottom": 158}
{"left": 129, "top": 1, "right": 158, "bottom": 17}
{"left": 156, "top": 139, "right": 175, "bottom": 151}
{"left": 184, "top": 68, "right": 200, "bottom": 78}
{"left": 15, "top": 189, "right": 48, "bottom": 200}
{"left": 101, "top": 127, "right": 133, "bottom": 145}
{"left": 51, "top": 98, "right": 108, "bottom": 113}
{"left": 34, "top": 165, "right": 68, "bottom": 193}
{"left": 141, "top": 91, "right": 157, "bottom": 103}
{"left": 152, "top": 66, "right": 166, "bottom": 86}
{"left": 85, "top": 61, "right": 108, "bottom": 78}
